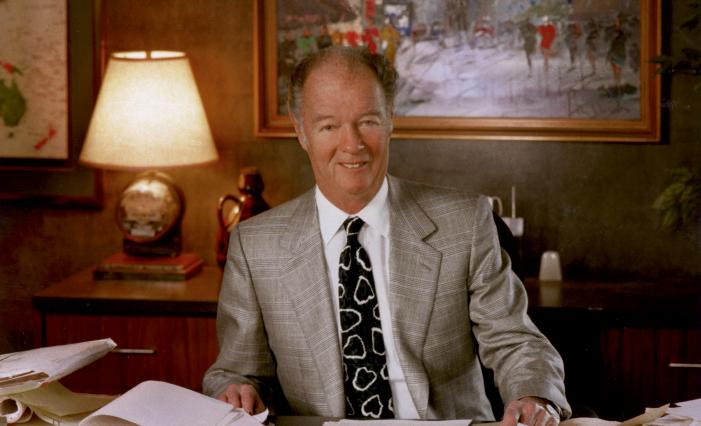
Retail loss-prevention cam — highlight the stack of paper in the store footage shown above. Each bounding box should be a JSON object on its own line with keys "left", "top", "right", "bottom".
{"left": 1, "top": 381, "right": 115, "bottom": 424}
{"left": 0, "top": 339, "right": 117, "bottom": 424}
{"left": 323, "top": 420, "right": 471, "bottom": 425}
{"left": 79, "top": 380, "right": 266, "bottom": 426}
{"left": 1, "top": 339, "right": 266, "bottom": 425}
{"left": 0, "top": 338, "right": 116, "bottom": 395}
{"left": 657, "top": 398, "right": 701, "bottom": 425}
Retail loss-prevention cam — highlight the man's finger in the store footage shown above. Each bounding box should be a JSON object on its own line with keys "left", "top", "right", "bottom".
{"left": 254, "top": 397, "right": 267, "bottom": 415}
{"left": 218, "top": 385, "right": 243, "bottom": 408}
{"left": 239, "top": 384, "right": 264, "bottom": 414}
{"left": 239, "top": 388, "right": 255, "bottom": 414}
{"left": 531, "top": 407, "right": 548, "bottom": 426}
{"left": 500, "top": 402, "right": 521, "bottom": 426}
{"left": 520, "top": 402, "right": 537, "bottom": 425}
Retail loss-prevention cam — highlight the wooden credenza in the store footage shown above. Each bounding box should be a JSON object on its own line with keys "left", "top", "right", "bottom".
{"left": 33, "top": 266, "right": 222, "bottom": 395}
{"left": 34, "top": 268, "right": 701, "bottom": 420}
{"left": 524, "top": 279, "right": 701, "bottom": 420}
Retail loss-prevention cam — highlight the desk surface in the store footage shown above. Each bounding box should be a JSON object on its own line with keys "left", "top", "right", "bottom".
{"left": 25, "top": 416, "right": 497, "bottom": 426}
{"left": 271, "top": 418, "right": 498, "bottom": 426}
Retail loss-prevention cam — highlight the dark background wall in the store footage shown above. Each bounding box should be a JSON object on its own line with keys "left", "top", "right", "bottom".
{"left": 1, "top": 0, "right": 699, "bottom": 354}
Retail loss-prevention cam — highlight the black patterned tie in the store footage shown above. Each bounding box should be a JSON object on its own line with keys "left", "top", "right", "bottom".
{"left": 338, "top": 217, "right": 393, "bottom": 419}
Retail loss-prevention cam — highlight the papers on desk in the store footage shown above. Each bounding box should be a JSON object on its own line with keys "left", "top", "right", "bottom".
{"left": 1, "top": 381, "right": 115, "bottom": 424}
{"left": 1, "top": 379, "right": 266, "bottom": 426}
{"left": 79, "top": 381, "right": 265, "bottom": 426}
{"left": 0, "top": 340, "right": 265, "bottom": 425}
{"left": 564, "top": 399, "right": 701, "bottom": 426}
{"left": 0, "top": 339, "right": 117, "bottom": 424}
{"left": 653, "top": 398, "right": 701, "bottom": 425}
{"left": 0, "top": 338, "right": 116, "bottom": 396}
{"left": 323, "top": 420, "right": 470, "bottom": 425}
{"left": 559, "top": 419, "right": 618, "bottom": 426}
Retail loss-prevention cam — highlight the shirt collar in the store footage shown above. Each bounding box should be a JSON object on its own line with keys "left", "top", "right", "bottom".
{"left": 315, "top": 177, "right": 390, "bottom": 244}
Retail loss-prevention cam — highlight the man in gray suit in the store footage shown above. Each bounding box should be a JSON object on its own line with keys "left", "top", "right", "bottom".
{"left": 203, "top": 46, "right": 570, "bottom": 425}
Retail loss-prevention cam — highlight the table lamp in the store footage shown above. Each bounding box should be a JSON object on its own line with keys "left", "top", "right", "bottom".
{"left": 80, "top": 51, "right": 218, "bottom": 260}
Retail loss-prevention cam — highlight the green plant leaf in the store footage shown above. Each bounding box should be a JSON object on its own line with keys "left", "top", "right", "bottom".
{"left": 662, "top": 209, "right": 680, "bottom": 229}
{"left": 654, "top": 167, "right": 701, "bottom": 230}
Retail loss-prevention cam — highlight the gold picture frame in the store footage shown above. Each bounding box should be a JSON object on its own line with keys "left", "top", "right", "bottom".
{"left": 254, "top": 0, "right": 661, "bottom": 142}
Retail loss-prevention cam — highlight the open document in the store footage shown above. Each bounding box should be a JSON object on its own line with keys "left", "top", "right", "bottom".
{"left": 324, "top": 420, "right": 471, "bottom": 426}
{"left": 653, "top": 398, "right": 701, "bottom": 425}
{"left": 79, "top": 380, "right": 266, "bottom": 426}
{"left": 0, "top": 338, "right": 117, "bottom": 396}
{"left": 1, "top": 381, "right": 115, "bottom": 424}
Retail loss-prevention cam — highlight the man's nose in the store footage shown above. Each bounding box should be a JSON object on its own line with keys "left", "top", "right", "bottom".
{"left": 339, "top": 125, "right": 364, "bottom": 153}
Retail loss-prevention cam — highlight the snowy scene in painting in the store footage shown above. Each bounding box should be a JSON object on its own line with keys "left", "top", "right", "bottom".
{"left": 276, "top": 0, "right": 642, "bottom": 120}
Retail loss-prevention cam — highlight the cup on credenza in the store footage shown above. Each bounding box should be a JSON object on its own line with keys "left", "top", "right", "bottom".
{"left": 502, "top": 217, "right": 524, "bottom": 237}
{"left": 539, "top": 250, "right": 562, "bottom": 281}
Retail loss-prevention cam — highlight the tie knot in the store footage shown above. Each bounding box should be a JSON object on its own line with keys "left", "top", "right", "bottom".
{"left": 343, "top": 216, "right": 364, "bottom": 240}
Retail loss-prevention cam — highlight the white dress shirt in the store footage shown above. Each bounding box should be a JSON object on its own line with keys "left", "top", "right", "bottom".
{"left": 315, "top": 177, "right": 420, "bottom": 419}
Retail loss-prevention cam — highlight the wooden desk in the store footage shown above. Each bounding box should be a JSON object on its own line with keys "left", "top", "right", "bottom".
{"left": 33, "top": 266, "right": 221, "bottom": 395}
{"left": 524, "top": 279, "right": 701, "bottom": 420}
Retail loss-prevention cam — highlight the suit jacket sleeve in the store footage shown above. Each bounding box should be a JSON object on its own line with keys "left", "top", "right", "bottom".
{"left": 468, "top": 196, "right": 571, "bottom": 418}
{"left": 202, "top": 225, "right": 277, "bottom": 401}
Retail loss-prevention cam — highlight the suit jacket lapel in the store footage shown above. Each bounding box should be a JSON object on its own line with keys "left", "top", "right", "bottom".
{"left": 279, "top": 190, "right": 345, "bottom": 416}
{"left": 387, "top": 176, "right": 442, "bottom": 418}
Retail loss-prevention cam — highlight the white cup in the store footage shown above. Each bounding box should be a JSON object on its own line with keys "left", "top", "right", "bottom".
{"left": 501, "top": 217, "right": 524, "bottom": 237}
{"left": 539, "top": 251, "right": 562, "bottom": 281}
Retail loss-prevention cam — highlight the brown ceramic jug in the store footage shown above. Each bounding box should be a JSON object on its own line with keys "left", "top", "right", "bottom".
{"left": 216, "top": 167, "right": 270, "bottom": 268}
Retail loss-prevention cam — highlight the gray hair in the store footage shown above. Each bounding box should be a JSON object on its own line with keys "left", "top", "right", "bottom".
{"left": 287, "top": 46, "right": 398, "bottom": 120}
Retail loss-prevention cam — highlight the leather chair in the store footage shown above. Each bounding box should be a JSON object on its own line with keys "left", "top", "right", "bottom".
{"left": 479, "top": 212, "right": 525, "bottom": 419}
{"left": 492, "top": 211, "right": 524, "bottom": 281}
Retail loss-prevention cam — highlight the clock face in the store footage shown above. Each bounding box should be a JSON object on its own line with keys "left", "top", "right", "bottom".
{"left": 116, "top": 173, "right": 183, "bottom": 243}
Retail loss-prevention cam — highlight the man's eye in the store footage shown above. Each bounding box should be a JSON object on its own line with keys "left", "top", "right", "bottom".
{"left": 320, "top": 124, "right": 337, "bottom": 131}
{"left": 360, "top": 120, "right": 380, "bottom": 127}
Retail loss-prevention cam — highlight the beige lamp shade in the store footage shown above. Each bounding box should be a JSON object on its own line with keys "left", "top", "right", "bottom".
{"left": 80, "top": 51, "right": 218, "bottom": 169}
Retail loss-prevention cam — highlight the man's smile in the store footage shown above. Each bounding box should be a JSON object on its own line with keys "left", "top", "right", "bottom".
{"left": 340, "top": 161, "right": 367, "bottom": 169}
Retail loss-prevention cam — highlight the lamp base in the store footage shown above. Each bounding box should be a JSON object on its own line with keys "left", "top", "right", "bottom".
{"left": 93, "top": 251, "right": 203, "bottom": 281}
{"left": 116, "top": 170, "right": 185, "bottom": 258}
{"left": 123, "top": 225, "right": 182, "bottom": 257}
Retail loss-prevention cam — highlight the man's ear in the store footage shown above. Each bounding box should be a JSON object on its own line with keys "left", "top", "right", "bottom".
{"left": 290, "top": 113, "right": 309, "bottom": 151}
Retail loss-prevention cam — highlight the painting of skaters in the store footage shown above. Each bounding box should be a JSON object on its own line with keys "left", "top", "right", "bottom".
{"left": 275, "top": 0, "right": 645, "bottom": 120}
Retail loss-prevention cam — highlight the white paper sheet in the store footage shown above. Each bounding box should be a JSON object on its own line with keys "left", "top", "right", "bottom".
{"left": 668, "top": 398, "right": 701, "bottom": 420}
{"left": 0, "top": 339, "right": 117, "bottom": 396}
{"left": 323, "top": 420, "right": 471, "bottom": 426}
{"left": 78, "top": 381, "right": 263, "bottom": 426}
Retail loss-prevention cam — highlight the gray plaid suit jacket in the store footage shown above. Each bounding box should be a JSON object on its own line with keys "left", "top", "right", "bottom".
{"left": 203, "top": 176, "right": 570, "bottom": 421}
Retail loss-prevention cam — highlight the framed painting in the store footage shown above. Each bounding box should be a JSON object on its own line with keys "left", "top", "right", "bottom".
{"left": 254, "top": 0, "right": 661, "bottom": 142}
{"left": 0, "top": 0, "right": 102, "bottom": 207}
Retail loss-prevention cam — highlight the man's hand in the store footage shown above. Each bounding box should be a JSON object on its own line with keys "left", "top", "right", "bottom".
{"left": 217, "top": 383, "right": 266, "bottom": 415}
{"left": 501, "top": 396, "right": 560, "bottom": 426}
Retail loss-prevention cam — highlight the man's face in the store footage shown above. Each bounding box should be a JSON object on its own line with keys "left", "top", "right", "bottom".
{"left": 292, "top": 60, "right": 392, "bottom": 214}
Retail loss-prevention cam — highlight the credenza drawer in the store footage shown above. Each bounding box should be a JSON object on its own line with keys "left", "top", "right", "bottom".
{"left": 600, "top": 327, "right": 701, "bottom": 417}
{"left": 45, "top": 314, "right": 218, "bottom": 394}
